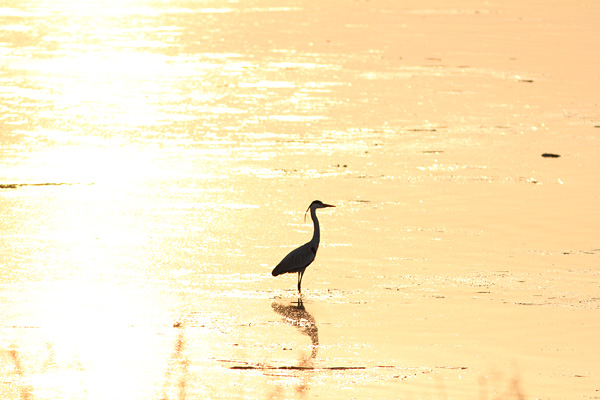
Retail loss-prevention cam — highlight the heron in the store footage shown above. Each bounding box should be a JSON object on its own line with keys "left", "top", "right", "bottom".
{"left": 272, "top": 200, "right": 335, "bottom": 293}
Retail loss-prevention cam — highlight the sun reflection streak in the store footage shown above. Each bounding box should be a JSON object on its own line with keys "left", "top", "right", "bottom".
{"left": 46, "top": 0, "right": 152, "bottom": 16}
{"left": 32, "top": 280, "right": 172, "bottom": 400}
{"left": 10, "top": 144, "right": 159, "bottom": 188}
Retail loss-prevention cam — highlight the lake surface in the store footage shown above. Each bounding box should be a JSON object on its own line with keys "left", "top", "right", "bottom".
{"left": 1, "top": 1, "right": 599, "bottom": 399}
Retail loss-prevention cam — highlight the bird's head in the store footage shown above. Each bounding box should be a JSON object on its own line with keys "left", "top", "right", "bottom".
{"left": 304, "top": 200, "right": 335, "bottom": 221}
{"left": 310, "top": 200, "right": 335, "bottom": 210}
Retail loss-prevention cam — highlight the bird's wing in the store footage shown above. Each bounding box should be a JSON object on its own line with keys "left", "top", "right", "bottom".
{"left": 272, "top": 242, "right": 317, "bottom": 276}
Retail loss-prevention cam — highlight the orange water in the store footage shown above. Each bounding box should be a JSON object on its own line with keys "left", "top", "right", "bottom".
{"left": 1, "top": 1, "right": 599, "bottom": 399}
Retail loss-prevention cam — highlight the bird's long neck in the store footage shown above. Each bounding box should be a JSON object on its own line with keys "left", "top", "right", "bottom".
{"left": 310, "top": 207, "right": 320, "bottom": 247}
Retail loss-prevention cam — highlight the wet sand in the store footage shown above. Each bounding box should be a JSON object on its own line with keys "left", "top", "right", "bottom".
{"left": 1, "top": 0, "right": 599, "bottom": 399}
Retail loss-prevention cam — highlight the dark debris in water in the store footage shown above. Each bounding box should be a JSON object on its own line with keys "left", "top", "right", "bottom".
{"left": 0, "top": 182, "right": 77, "bottom": 189}
{"left": 541, "top": 153, "right": 561, "bottom": 158}
{"left": 229, "top": 365, "right": 366, "bottom": 371}
{"left": 222, "top": 358, "right": 464, "bottom": 373}
{"left": 562, "top": 249, "right": 600, "bottom": 255}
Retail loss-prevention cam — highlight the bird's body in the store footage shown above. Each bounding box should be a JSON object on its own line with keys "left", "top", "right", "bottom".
{"left": 272, "top": 200, "right": 334, "bottom": 293}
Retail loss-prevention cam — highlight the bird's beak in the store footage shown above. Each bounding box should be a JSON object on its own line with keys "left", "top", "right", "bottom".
{"left": 323, "top": 203, "right": 335, "bottom": 208}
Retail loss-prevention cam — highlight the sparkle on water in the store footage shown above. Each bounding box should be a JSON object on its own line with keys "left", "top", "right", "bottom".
{"left": 2, "top": 0, "right": 600, "bottom": 399}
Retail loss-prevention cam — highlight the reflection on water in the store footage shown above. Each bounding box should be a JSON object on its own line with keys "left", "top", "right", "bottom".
{"left": 271, "top": 299, "right": 319, "bottom": 397}
{"left": 2, "top": 348, "right": 33, "bottom": 400}
{"left": 160, "top": 327, "right": 189, "bottom": 400}
{"left": 2, "top": 0, "right": 599, "bottom": 398}
{"left": 271, "top": 298, "right": 319, "bottom": 361}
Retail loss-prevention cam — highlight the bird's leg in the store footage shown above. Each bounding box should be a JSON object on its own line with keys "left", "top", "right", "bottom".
{"left": 297, "top": 270, "right": 305, "bottom": 294}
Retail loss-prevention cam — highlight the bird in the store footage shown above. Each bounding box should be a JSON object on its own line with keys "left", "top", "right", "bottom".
{"left": 272, "top": 200, "right": 335, "bottom": 293}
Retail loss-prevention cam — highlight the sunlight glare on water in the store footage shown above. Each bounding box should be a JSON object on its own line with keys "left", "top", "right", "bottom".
{"left": 1, "top": 0, "right": 600, "bottom": 399}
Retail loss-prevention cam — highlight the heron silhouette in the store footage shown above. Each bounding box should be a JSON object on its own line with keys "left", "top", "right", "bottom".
{"left": 272, "top": 200, "right": 335, "bottom": 293}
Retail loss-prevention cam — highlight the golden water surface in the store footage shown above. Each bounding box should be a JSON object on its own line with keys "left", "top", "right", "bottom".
{"left": 1, "top": 1, "right": 599, "bottom": 399}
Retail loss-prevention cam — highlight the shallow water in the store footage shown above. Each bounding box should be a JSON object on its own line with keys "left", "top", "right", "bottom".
{"left": 1, "top": 1, "right": 600, "bottom": 399}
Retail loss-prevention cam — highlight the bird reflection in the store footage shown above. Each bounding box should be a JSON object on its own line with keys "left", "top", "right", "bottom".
{"left": 271, "top": 299, "right": 319, "bottom": 397}
{"left": 271, "top": 298, "right": 319, "bottom": 360}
